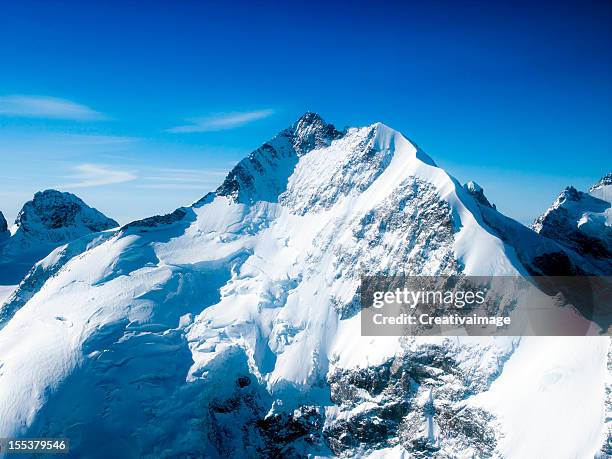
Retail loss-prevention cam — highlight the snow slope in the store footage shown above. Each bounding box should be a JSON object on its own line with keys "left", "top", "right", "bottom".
{"left": 471, "top": 337, "right": 608, "bottom": 458}
{"left": 0, "top": 113, "right": 608, "bottom": 457}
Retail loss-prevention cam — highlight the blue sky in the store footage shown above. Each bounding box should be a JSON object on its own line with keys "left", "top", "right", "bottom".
{"left": 0, "top": 0, "right": 610, "bottom": 225}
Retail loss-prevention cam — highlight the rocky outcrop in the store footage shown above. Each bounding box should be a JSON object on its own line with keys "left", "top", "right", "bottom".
{"left": 532, "top": 184, "right": 612, "bottom": 263}
{"left": 463, "top": 181, "right": 495, "bottom": 209}
{"left": 13, "top": 189, "right": 118, "bottom": 243}
{"left": 215, "top": 112, "right": 343, "bottom": 203}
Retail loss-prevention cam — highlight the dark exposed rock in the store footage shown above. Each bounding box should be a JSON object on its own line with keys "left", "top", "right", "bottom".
{"left": 0, "top": 211, "right": 7, "bottom": 234}
{"left": 215, "top": 112, "right": 343, "bottom": 204}
{"left": 15, "top": 190, "right": 118, "bottom": 235}
{"left": 123, "top": 208, "right": 188, "bottom": 230}
{"left": 323, "top": 342, "right": 506, "bottom": 456}
{"left": 256, "top": 406, "right": 325, "bottom": 458}
{"left": 205, "top": 375, "right": 325, "bottom": 458}
{"left": 530, "top": 251, "right": 583, "bottom": 276}
{"left": 291, "top": 112, "right": 343, "bottom": 156}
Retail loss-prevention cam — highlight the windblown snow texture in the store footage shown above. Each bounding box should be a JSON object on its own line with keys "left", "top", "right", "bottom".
{"left": 0, "top": 114, "right": 608, "bottom": 458}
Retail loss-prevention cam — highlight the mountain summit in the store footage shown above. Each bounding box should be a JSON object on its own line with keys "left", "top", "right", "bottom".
{"left": 14, "top": 189, "right": 118, "bottom": 243}
{"left": 214, "top": 112, "right": 342, "bottom": 203}
{"left": 0, "top": 189, "right": 118, "bottom": 284}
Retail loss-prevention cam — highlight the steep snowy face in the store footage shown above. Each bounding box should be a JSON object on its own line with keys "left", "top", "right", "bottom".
{"left": 532, "top": 180, "right": 612, "bottom": 265}
{"left": 0, "top": 190, "right": 118, "bottom": 285}
{"left": 0, "top": 115, "right": 606, "bottom": 458}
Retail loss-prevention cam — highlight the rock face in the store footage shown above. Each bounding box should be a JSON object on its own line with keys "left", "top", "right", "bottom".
{"left": 13, "top": 189, "right": 118, "bottom": 244}
{"left": 0, "top": 211, "right": 7, "bottom": 233}
{"left": 0, "top": 190, "right": 118, "bottom": 285}
{"left": 531, "top": 178, "right": 612, "bottom": 271}
{"left": 214, "top": 112, "right": 343, "bottom": 204}
{"left": 0, "top": 114, "right": 608, "bottom": 458}
{"left": 0, "top": 212, "right": 8, "bottom": 241}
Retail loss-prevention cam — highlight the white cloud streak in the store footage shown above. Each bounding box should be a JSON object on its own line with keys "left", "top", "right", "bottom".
{"left": 0, "top": 95, "right": 107, "bottom": 121}
{"left": 138, "top": 167, "right": 229, "bottom": 190}
{"left": 168, "top": 109, "right": 274, "bottom": 133}
{"left": 57, "top": 164, "right": 136, "bottom": 188}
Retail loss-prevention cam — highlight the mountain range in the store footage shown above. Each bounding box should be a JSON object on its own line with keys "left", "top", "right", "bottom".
{"left": 0, "top": 113, "right": 609, "bottom": 458}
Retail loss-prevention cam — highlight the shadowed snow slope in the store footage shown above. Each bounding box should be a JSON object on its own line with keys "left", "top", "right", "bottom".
{"left": 0, "top": 114, "right": 608, "bottom": 458}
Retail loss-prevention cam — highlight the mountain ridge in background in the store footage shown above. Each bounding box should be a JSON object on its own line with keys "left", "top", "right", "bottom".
{"left": 0, "top": 189, "right": 118, "bottom": 286}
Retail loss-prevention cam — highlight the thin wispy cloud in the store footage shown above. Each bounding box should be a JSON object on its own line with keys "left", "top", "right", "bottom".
{"left": 138, "top": 167, "right": 229, "bottom": 190}
{"left": 51, "top": 134, "right": 137, "bottom": 145}
{"left": 168, "top": 109, "right": 274, "bottom": 133}
{"left": 57, "top": 164, "right": 136, "bottom": 188}
{"left": 0, "top": 95, "right": 107, "bottom": 121}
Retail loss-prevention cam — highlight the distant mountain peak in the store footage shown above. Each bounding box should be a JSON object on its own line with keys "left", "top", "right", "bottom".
{"left": 532, "top": 180, "right": 611, "bottom": 264}
{"left": 589, "top": 173, "right": 612, "bottom": 204}
{"left": 590, "top": 172, "right": 612, "bottom": 192}
{"left": 294, "top": 111, "right": 324, "bottom": 125}
{"left": 0, "top": 189, "right": 119, "bottom": 284}
{"left": 15, "top": 189, "right": 118, "bottom": 237}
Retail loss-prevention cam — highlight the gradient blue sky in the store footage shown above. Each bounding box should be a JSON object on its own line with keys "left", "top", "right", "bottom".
{"left": 0, "top": 0, "right": 610, "bottom": 225}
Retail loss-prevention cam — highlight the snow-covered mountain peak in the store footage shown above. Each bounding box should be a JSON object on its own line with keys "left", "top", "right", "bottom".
{"left": 291, "top": 111, "right": 343, "bottom": 155}
{"left": 14, "top": 189, "right": 118, "bottom": 243}
{"left": 532, "top": 180, "right": 611, "bottom": 265}
{"left": 210, "top": 116, "right": 439, "bottom": 209}
{"left": 210, "top": 113, "right": 343, "bottom": 204}
{"left": 0, "top": 190, "right": 119, "bottom": 284}
{"left": 591, "top": 172, "right": 612, "bottom": 190}
{"left": 590, "top": 172, "right": 612, "bottom": 203}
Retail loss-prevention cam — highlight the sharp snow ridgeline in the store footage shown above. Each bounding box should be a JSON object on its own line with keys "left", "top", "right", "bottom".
{"left": 0, "top": 113, "right": 610, "bottom": 458}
